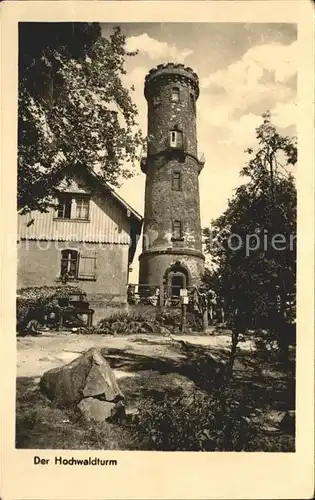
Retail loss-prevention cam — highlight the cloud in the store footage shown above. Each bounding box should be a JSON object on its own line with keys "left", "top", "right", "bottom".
{"left": 125, "top": 65, "right": 148, "bottom": 88}
{"left": 201, "top": 41, "right": 297, "bottom": 91}
{"left": 244, "top": 41, "right": 297, "bottom": 83}
{"left": 223, "top": 113, "right": 262, "bottom": 147}
{"left": 197, "top": 40, "right": 297, "bottom": 148}
{"left": 123, "top": 66, "right": 148, "bottom": 131}
{"left": 126, "top": 33, "right": 193, "bottom": 62}
{"left": 271, "top": 101, "right": 297, "bottom": 129}
{"left": 200, "top": 41, "right": 297, "bottom": 120}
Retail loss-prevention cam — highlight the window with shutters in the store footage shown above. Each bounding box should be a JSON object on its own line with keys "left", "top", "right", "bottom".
{"left": 60, "top": 249, "right": 79, "bottom": 279}
{"left": 78, "top": 250, "right": 97, "bottom": 280}
{"left": 172, "top": 171, "right": 182, "bottom": 191}
{"left": 172, "top": 220, "right": 183, "bottom": 240}
{"left": 60, "top": 249, "right": 96, "bottom": 281}
{"left": 171, "top": 87, "right": 180, "bottom": 102}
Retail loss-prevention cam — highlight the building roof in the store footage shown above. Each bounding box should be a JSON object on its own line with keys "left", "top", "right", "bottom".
{"left": 86, "top": 167, "right": 142, "bottom": 223}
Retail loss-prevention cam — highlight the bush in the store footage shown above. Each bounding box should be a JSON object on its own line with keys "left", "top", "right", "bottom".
{"left": 156, "top": 310, "right": 203, "bottom": 332}
{"left": 76, "top": 310, "right": 204, "bottom": 336}
{"left": 16, "top": 285, "right": 84, "bottom": 333}
{"left": 132, "top": 388, "right": 257, "bottom": 451}
{"left": 76, "top": 312, "right": 168, "bottom": 336}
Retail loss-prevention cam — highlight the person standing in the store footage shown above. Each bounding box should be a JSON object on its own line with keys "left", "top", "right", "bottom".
{"left": 207, "top": 288, "right": 217, "bottom": 323}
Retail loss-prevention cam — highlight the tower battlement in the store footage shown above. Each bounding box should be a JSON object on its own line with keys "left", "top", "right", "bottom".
{"left": 144, "top": 62, "right": 200, "bottom": 99}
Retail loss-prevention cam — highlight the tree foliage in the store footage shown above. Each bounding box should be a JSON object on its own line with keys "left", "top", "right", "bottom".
{"left": 203, "top": 112, "right": 297, "bottom": 328}
{"left": 18, "top": 23, "right": 143, "bottom": 213}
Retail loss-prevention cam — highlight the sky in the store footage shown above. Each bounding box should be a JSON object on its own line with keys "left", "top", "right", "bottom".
{"left": 101, "top": 23, "right": 297, "bottom": 281}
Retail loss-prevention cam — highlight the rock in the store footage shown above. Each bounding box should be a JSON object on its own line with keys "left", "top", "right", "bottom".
{"left": 159, "top": 326, "right": 171, "bottom": 336}
{"left": 265, "top": 410, "right": 286, "bottom": 426}
{"left": 112, "top": 399, "right": 126, "bottom": 423}
{"left": 40, "top": 348, "right": 124, "bottom": 408}
{"left": 77, "top": 398, "right": 116, "bottom": 422}
{"left": 251, "top": 409, "right": 295, "bottom": 435}
{"left": 82, "top": 350, "right": 124, "bottom": 402}
{"left": 280, "top": 410, "right": 295, "bottom": 434}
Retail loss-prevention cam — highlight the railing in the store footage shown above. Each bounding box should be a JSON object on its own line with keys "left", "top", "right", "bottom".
{"left": 126, "top": 284, "right": 227, "bottom": 327}
{"left": 140, "top": 152, "right": 147, "bottom": 172}
{"left": 127, "top": 284, "right": 202, "bottom": 310}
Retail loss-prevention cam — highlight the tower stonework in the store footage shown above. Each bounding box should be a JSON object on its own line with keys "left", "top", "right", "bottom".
{"left": 139, "top": 63, "right": 205, "bottom": 293}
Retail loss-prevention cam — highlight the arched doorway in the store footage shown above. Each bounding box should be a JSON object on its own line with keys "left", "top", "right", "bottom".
{"left": 171, "top": 272, "right": 186, "bottom": 296}
{"left": 164, "top": 261, "right": 190, "bottom": 297}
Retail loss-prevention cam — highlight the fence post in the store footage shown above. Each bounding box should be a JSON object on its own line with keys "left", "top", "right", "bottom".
{"left": 159, "top": 284, "right": 164, "bottom": 309}
{"left": 202, "top": 307, "right": 209, "bottom": 332}
{"left": 181, "top": 301, "right": 187, "bottom": 333}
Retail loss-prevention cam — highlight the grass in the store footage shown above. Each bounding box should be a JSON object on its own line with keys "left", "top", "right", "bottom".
{"left": 16, "top": 377, "right": 142, "bottom": 450}
{"left": 15, "top": 371, "right": 194, "bottom": 451}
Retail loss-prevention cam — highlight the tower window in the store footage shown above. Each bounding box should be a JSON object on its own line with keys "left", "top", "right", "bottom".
{"left": 172, "top": 220, "right": 183, "bottom": 240}
{"left": 172, "top": 171, "right": 182, "bottom": 191}
{"left": 169, "top": 130, "right": 183, "bottom": 149}
{"left": 171, "top": 87, "right": 180, "bottom": 103}
{"left": 190, "top": 93, "right": 196, "bottom": 111}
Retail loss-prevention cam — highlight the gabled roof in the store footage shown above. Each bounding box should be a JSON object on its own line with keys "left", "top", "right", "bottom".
{"left": 68, "top": 165, "right": 143, "bottom": 264}
{"left": 85, "top": 166, "right": 142, "bottom": 223}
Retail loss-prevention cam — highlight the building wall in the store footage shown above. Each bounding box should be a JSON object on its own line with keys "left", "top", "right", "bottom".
{"left": 17, "top": 240, "right": 129, "bottom": 324}
{"left": 143, "top": 155, "right": 202, "bottom": 253}
{"left": 139, "top": 252, "right": 204, "bottom": 288}
{"left": 146, "top": 69, "right": 198, "bottom": 157}
{"left": 18, "top": 174, "right": 131, "bottom": 245}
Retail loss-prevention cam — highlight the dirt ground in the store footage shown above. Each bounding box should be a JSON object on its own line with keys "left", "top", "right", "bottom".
{"left": 17, "top": 329, "right": 252, "bottom": 379}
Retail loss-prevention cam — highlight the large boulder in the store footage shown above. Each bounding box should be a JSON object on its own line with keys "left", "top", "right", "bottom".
{"left": 77, "top": 398, "right": 126, "bottom": 423}
{"left": 77, "top": 398, "right": 116, "bottom": 422}
{"left": 40, "top": 348, "right": 124, "bottom": 408}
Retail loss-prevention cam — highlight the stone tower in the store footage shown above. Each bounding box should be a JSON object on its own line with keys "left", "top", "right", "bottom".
{"left": 139, "top": 63, "right": 205, "bottom": 295}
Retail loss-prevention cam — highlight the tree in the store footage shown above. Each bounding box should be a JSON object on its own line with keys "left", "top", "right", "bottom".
{"left": 18, "top": 23, "right": 143, "bottom": 213}
{"left": 203, "top": 112, "right": 297, "bottom": 336}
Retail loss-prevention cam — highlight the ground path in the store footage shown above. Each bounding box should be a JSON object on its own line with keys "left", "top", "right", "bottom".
{"left": 17, "top": 330, "right": 254, "bottom": 379}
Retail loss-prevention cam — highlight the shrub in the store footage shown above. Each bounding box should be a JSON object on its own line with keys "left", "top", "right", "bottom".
{"left": 77, "top": 310, "right": 204, "bottom": 336}
{"left": 156, "top": 310, "right": 203, "bottom": 332}
{"left": 77, "top": 312, "right": 168, "bottom": 336}
{"left": 132, "top": 388, "right": 257, "bottom": 451}
{"left": 16, "top": 285, "right": 84, "bottom": 333}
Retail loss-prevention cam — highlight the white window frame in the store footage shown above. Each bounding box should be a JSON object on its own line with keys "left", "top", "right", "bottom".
{"left": 169, "top": 130, "right": 184, "bottom": 149}
{"left": 74, "top": 196, "right": 90, "bottom": 220}
{"left": 60, "top": 249, "right": 79, "bottom": 279}
{"left": 56, "top": 194, "right": 90, "bottom": 221}
{"left": 57, "top": 195, "right": 72, "bottom": 219}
